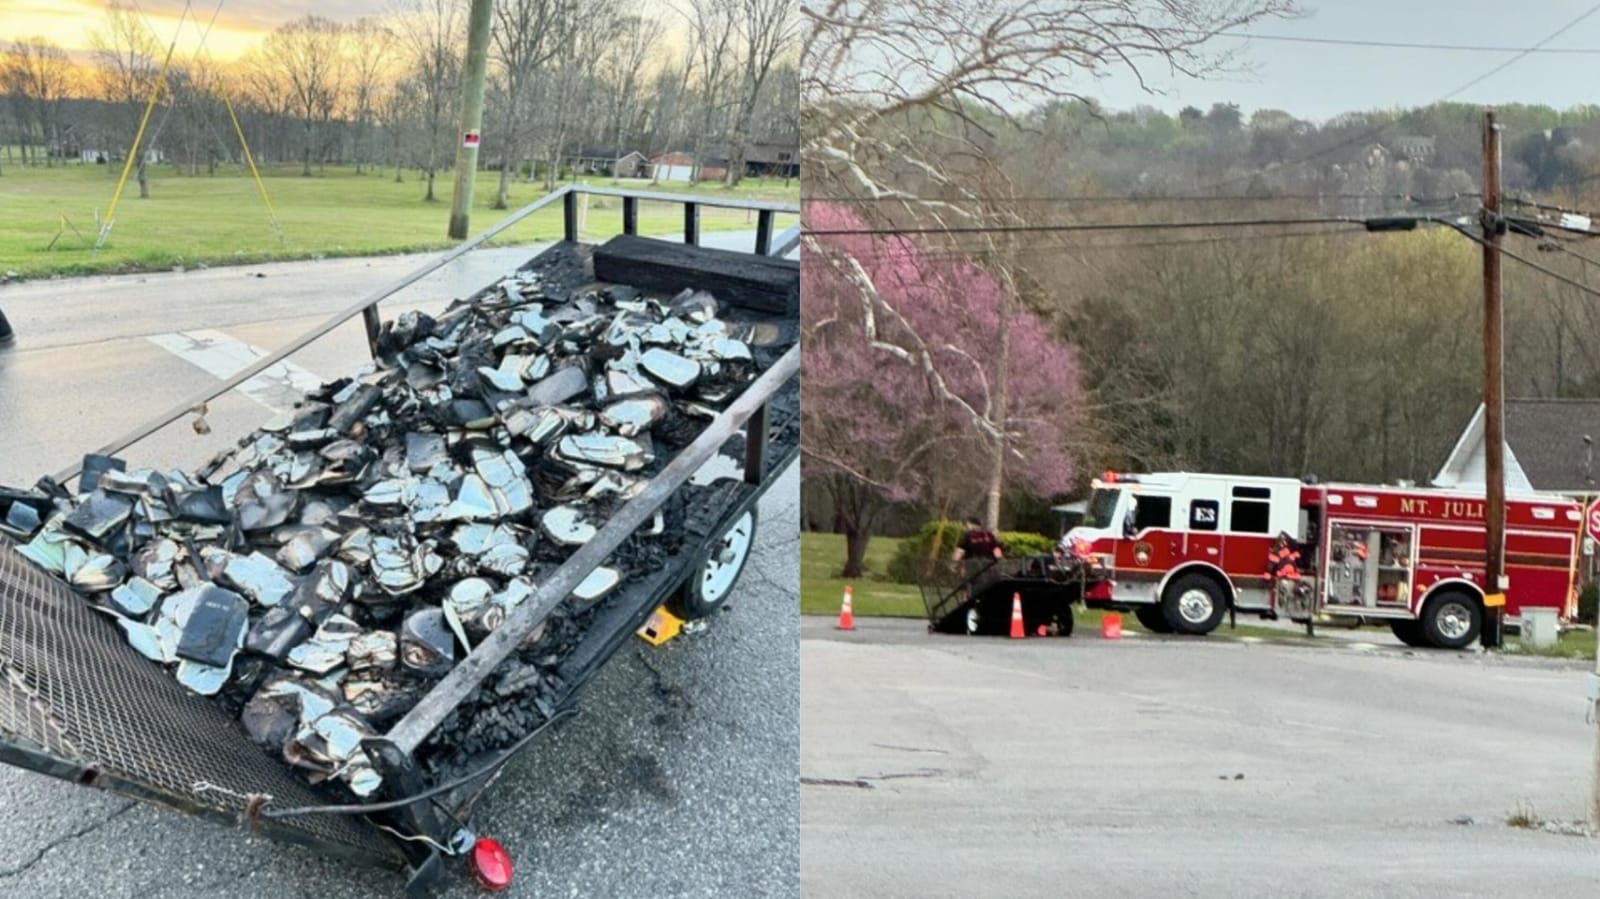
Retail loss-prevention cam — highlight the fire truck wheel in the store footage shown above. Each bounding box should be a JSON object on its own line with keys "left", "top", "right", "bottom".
{"left": 1420, "top": 591, "right": 1481, "bottom": 650}
{"left": 1388, "top": 619, "right": 1430, "bottom": 648}
{"left": 1134, "top": 605, "right": 1173, "bottom": 633}
{"left": 1161, "top": 574, "right": 1228, "bottom": 635}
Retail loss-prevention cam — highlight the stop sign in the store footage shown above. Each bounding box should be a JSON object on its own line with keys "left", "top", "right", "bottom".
{"left": 1588, "top": 498, "right": 1600, "bottom": 543}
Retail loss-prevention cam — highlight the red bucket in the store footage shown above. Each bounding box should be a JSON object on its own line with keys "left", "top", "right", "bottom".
{"left": 1101, "top": 613, "right": 1123, "bottom": 640}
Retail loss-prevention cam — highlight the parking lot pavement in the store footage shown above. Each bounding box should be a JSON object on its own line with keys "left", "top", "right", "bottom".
{"left": 802, "top": 616, "right": 1600, "bottom": 899}
{"left": 0, "top": 248, "right": 797, "bottom": 898}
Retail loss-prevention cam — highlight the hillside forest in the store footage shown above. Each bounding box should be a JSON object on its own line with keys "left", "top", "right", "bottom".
{"left": 802, "top": 97, "right": 1600, "bottom": 541}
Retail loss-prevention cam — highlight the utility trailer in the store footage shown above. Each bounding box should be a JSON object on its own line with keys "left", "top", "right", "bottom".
{"left": 0, "top": 185, "right": 799, "bottom": 893}
{"left": 918, "top": 556, "right": 1085, "bottom": 636}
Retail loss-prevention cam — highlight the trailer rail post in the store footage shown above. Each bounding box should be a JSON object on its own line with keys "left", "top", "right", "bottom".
{"left": 743, "top": 403, "right": 769, "bottom": 485}
{"left": 684, "top": 202, "right": 700, "bottom": 246}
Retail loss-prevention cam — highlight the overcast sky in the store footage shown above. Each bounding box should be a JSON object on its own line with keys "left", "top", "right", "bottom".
{"left": 1088, "top": 0, "right": 1600, "bottom": 122}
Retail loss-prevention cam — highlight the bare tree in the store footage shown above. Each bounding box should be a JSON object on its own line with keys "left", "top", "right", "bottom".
{"left": 393, "top": 0, "right": 465, "bottom": 201}
{"left": 91, "top": 0, "right": 163, "bottom": 197}
{"left": 722, "top": 0, "right": 798, "bottom": 186}
{"left": 802, "top": 0, "right": 1297, "bottom": 528}
{"left": 489, "top": 0, "right": 571, "bottom": 207}
{"left": 347, "top": 17, "right": 397, "bottom": 174}
{"left": 680, "top": 0, "right": 738, "bottom": 182}
{"left": 595, "top": 14, "right": 664, "bottom": 173}
{"left": 530, "top": 0, "right": 615, "bottom": 191}
{"left": 260, "top": 16, "right": 347, "bottom": 176}
{"left": 1, "top": 38, "right": 75, "bottom": 167}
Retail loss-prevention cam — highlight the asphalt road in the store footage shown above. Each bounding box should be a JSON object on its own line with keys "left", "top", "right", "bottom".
{"left": 802, "top": 616, "right": 1600, "bottom": 899}
{"left": 0, "top": 239, "right": 799, "bottom": 898}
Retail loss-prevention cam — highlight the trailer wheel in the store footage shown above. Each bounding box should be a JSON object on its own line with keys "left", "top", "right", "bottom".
{"left": 1388, "top": 619, "right": 1429, "bottom": 648}
{"left": 674, "top": 508, "right": 757, "bottom": 620}
{"left": 1134, "top": 605, "right": 1173, "bottom": 633}
{"left": 1161, "top": 574, "right": 1227, "bottom": 635}
{"left": 1420, "top": 590, "right": 1481, "bottom": 650}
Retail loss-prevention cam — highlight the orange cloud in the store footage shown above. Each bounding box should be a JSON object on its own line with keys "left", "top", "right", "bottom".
{"left": 0, "top": 0, "right": 393, "bottom": 61}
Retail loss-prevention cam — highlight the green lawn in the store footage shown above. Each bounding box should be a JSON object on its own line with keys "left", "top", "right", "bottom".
{"left": 1504, "top": 626, "right": 1597, "bottom": 660}
{"left": 0, "top": 162, "right": 799, "bottom": 277}
{"left": 800, "top": 531, "right": 927, "bottom": 618}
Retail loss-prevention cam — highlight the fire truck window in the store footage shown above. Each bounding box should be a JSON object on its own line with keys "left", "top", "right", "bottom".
{"left": 1084, "top": 488, "right": 1121, "bottom": 529}
{"left": 1134, "top": 496, "right": 1172, "bottom": 530}
{"left": 1232, "top": 486, "right": 1272, "bottom": 499}
{"left": 1230, "top": 499, "right": 1272, "bottom": 533}
{"left": 1189, "top": 499, "right": 1219, "bottom": 531}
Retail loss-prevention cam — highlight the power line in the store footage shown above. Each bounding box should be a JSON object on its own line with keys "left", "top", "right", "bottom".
{"left": 813, "top": 225, "right": 1368, "bottom": 261}
{"left": 804, "top": 215, "right": 1371, "bottom": 236}
{"left": 1190, "top": 2, "right": 1600, "bottom": 194}
{"left": 1204, "top": 30, "right": 1600, "bottom": 54}
{"left": 804, "top": 192, "right": 1480, "bottom": 205}
{"left": 1464, "top": 225, "right": 1600, "bottom": 301}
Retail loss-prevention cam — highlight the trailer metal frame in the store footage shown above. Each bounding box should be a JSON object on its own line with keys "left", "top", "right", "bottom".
{"left": 0, "top": 184, "right": 801, "bottom": 893}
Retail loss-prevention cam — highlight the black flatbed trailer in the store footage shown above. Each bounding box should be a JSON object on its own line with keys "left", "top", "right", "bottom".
{"left": 0, "top": 185, "right": 799, "bottom": 894}
{"left": 919, "top": 556, "right": 1085, "bottom": 636}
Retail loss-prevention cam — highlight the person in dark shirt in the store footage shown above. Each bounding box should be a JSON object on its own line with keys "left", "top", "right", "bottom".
{"left": 953, "top": 517, "right": 1003, "bottom": 562}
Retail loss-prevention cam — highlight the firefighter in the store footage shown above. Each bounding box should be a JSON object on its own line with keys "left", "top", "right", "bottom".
{"left": 952, "top": 517, "right": 1003, "bottom": 563}
{"left": 1267, "top": 531, "right": 1307, "bottom": 618}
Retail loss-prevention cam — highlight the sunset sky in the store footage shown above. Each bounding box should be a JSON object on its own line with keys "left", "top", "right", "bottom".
{"left": 1, "top": 0, "right": 396, "bottom": 61}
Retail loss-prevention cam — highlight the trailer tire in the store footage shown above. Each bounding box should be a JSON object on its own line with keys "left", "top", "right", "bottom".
{"left": 1388, "top": 619, "right": 1429, "bottom": 648}
{"left": 674, "top": 508, "right": 757, "bottom": 620}
{"left": 1420, "top": 590, "right": 1481, "bottom": 650}
{"left": 1134, "top": 604, "right": 1173, "bottom": 633}
{"left": 1161, "top": 573, "right": 1228, "bottom": 635}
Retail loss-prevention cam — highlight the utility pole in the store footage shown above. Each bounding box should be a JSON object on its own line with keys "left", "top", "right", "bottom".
{"left": 447, "top": 0, "right": 496, "bottom": 240}
{"left": 1481, "top": 108, "right": 1506, "bottom": 650}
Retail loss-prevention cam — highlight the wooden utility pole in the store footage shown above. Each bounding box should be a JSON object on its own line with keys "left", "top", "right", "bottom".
{"left": 447, "top": 0, "right": 496, "bottom": 240}
{"left": 1481, "top": 109, "right": 1506, "bottom": 649}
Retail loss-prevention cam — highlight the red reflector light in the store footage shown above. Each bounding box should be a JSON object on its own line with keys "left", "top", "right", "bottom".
{"left": 1103, "top": 470, "right": 1117, "bottom": 483}
{"left": 471, "top": 837, "right": 513, "bottom": 892}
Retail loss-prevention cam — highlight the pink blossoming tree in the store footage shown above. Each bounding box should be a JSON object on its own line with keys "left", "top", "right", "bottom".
{"left": 803, "top": 201, "right": 1082, "bottom": 577}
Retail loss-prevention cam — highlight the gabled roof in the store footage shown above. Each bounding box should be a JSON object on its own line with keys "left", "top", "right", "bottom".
{"left": 1505, "top": 399, "right": 1600, "bottom": 492}
{"left": 1433, "top": 399, "right": 1600, "bottom": 494}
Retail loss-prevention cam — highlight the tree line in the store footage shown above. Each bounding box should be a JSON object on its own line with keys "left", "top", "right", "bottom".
{"left": 0, "top": 0, "right": 798, "bottom": 199}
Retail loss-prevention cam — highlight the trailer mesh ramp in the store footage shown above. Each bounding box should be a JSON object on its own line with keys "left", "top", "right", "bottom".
{"left": 0, "top": 540, "right": 402, "bottom": 867}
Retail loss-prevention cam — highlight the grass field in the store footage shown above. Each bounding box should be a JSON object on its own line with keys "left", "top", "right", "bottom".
{"left": 0, "top": 162, "right": 799, "bottom": 277}
{"left": 1504, "top": 625, "right": 1597, "bottom": 660}
{"left": 800, "top": 531, "right": 926, "bottom": 618}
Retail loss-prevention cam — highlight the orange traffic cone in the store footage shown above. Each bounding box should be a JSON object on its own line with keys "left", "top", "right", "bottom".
{"left": 836, "top": 585, "right": 855, "bottom": 631}
{"left": 1009, "top": 593, "right": 1025, "bottom": 639}
{"left": 1102, "top": 612, "right": 1123, "bottom": 640}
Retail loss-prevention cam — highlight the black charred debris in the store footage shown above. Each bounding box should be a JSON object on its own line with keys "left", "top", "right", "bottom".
{"left": 0, "top": 265, "right": 783, "bottom": 798}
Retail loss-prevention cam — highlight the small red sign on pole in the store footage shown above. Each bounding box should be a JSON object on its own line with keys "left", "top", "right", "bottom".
{"left": 463, "top": 130, "right": 480, "bottom": 149}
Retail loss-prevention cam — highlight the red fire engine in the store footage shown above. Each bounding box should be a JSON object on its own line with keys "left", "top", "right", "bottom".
{"left": 1062, "top": 472, "right": 1582, "bottom": 649}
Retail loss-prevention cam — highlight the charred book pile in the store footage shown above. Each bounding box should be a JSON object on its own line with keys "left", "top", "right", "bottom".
{"left": 0, "top": 265, "right": 785, "bottom": 802}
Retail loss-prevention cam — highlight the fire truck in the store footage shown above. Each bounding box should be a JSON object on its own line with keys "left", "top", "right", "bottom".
{"left": 1062, "top": 472, "right": 1583, "bottom": 649}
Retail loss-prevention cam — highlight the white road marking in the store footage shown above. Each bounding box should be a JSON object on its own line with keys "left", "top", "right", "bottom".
{"left": 147, "top": 329, "right": 323, "bottom": 413}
